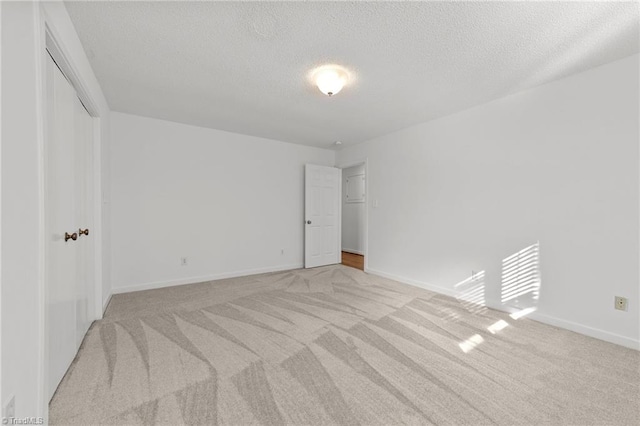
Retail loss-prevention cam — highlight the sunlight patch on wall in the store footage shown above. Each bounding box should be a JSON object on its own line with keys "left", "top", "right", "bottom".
{"left": 501, "top": 242, "right": 541, "bottom": 308}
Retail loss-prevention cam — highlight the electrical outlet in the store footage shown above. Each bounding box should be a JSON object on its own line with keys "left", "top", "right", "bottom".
{"left": 181, "top": 257, "right": 188, "bottom": 266}
{"left": 614, "top": 296, "right": 628, "bottom": 311}
{"left": 4, "top": 395, "right": 15, "bottom": 419}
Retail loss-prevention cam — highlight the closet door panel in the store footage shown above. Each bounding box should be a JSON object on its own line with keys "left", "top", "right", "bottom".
{"left": 46, "top": 55, "right": 79, "bottom": 399}
{"left": 73, "top": 95, "right": 94, "bottom": 345}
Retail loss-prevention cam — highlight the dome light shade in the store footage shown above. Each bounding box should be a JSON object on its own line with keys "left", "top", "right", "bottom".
{"left": 312, "top": 65, "right": 349, "bottom": 97}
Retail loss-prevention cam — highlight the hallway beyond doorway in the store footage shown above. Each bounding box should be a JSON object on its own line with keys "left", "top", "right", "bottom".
{"left": 341, "top": 251, "right": 364, "bottom": 270}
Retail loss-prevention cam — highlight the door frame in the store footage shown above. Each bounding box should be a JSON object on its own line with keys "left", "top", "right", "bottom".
{"left": 44, "top": 15, "right": 104, "bottom": 323}
{"left": 36, "top": 4, "right": 107, "bottom": 418}
{"left": 336, "top": 158, "right": 369, "bottom": 271}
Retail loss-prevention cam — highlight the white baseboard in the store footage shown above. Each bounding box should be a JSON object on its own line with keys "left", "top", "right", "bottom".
{"left": 366, "top": 268, "right": 639, "bottom": 351}
{"left": 528, "top": 311, "right": 639, "bottom": 350}
{"left": 482, "top": 301, "right": 639, "bottom": 350}
{"left": 102, "top": 292, "right": 113, "bottom": 314}
{"left": 110, "top": 263, "right": 303, "bottom": 295}
{"left": 366, "top": 268, "right": 458, "bottom": 298}
{"left": 342, "top": 248, "right": 364, "bottom": 256}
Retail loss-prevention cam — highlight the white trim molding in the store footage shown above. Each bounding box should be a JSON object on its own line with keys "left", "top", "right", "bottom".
{"left": 527, "top": 311, "right": 639, "bottom": 350}
{"left": 102, "top": 292, "right": 113, "bottom": 314}
{"left": 110, "top": 264, "right": 304, "bottom": 295}
{"left": 366, "top": 268, "right": 458, "bottom": 298}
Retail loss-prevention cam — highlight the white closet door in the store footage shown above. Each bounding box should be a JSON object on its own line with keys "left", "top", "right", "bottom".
{"left": 73, "top": 94, "right": 94, "bottom": 346}
{"left": 46, "top": 55, "right": 79, "bottom": 398}
{"left": 46, "top": 52, "right": 96, "bottom": 399}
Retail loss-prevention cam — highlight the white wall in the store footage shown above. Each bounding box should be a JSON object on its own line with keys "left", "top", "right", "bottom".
{"left": 110, "top": 112, "right": 335, "bottom": 293}
{"left": 341, "top": 164, "right": 366, "bottom": 254}
{"left": 337, "top": 54, "right": 639, "bottom": 349}
{"left": 1, "top": 2, "right": 42, "bottom": 417}
{"left": 0, "top": 0, "right": 4, "bottom": 413}
{"left": 0, "top": 3, "right": 43, "bottom": 416}
{"left": 1, "top": 0, "right": 110, "bottom": 419}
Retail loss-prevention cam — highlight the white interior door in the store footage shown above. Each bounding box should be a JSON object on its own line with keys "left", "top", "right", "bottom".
{"left": 46, "top": 53, "right": 95, "bottom": 399}
{"left": 304, "top": 164, "right": 341, "bottom": 268}
{"left": 73, "top": 94, "right": 94, "bottom": 345}
{"left": 46, "top": 55, "right": 78, "bottom": 398}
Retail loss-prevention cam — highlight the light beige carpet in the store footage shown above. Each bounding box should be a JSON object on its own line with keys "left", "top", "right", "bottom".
{"left": 50, "top": 265, "right": 639, "bottom": 425}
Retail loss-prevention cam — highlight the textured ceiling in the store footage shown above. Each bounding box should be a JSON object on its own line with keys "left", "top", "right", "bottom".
{"left": 65, "top": 1, "right": 639, "bottom": 149}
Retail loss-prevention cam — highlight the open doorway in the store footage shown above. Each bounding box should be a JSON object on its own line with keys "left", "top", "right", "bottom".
{"left": 340, "top": 162, "right": 366, "bottom": 270}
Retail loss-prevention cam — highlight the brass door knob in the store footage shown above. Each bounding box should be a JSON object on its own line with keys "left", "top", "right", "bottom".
{"left": 65, "top": 232, "right": 78, "bottom": 242}
{"left": 79, "top": 228, "right": 89, "bottom": 236}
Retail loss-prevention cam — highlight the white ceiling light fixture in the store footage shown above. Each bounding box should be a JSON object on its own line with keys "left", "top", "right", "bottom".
{"left": 311, "top": 65, "right": 350, "bottom": 97}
